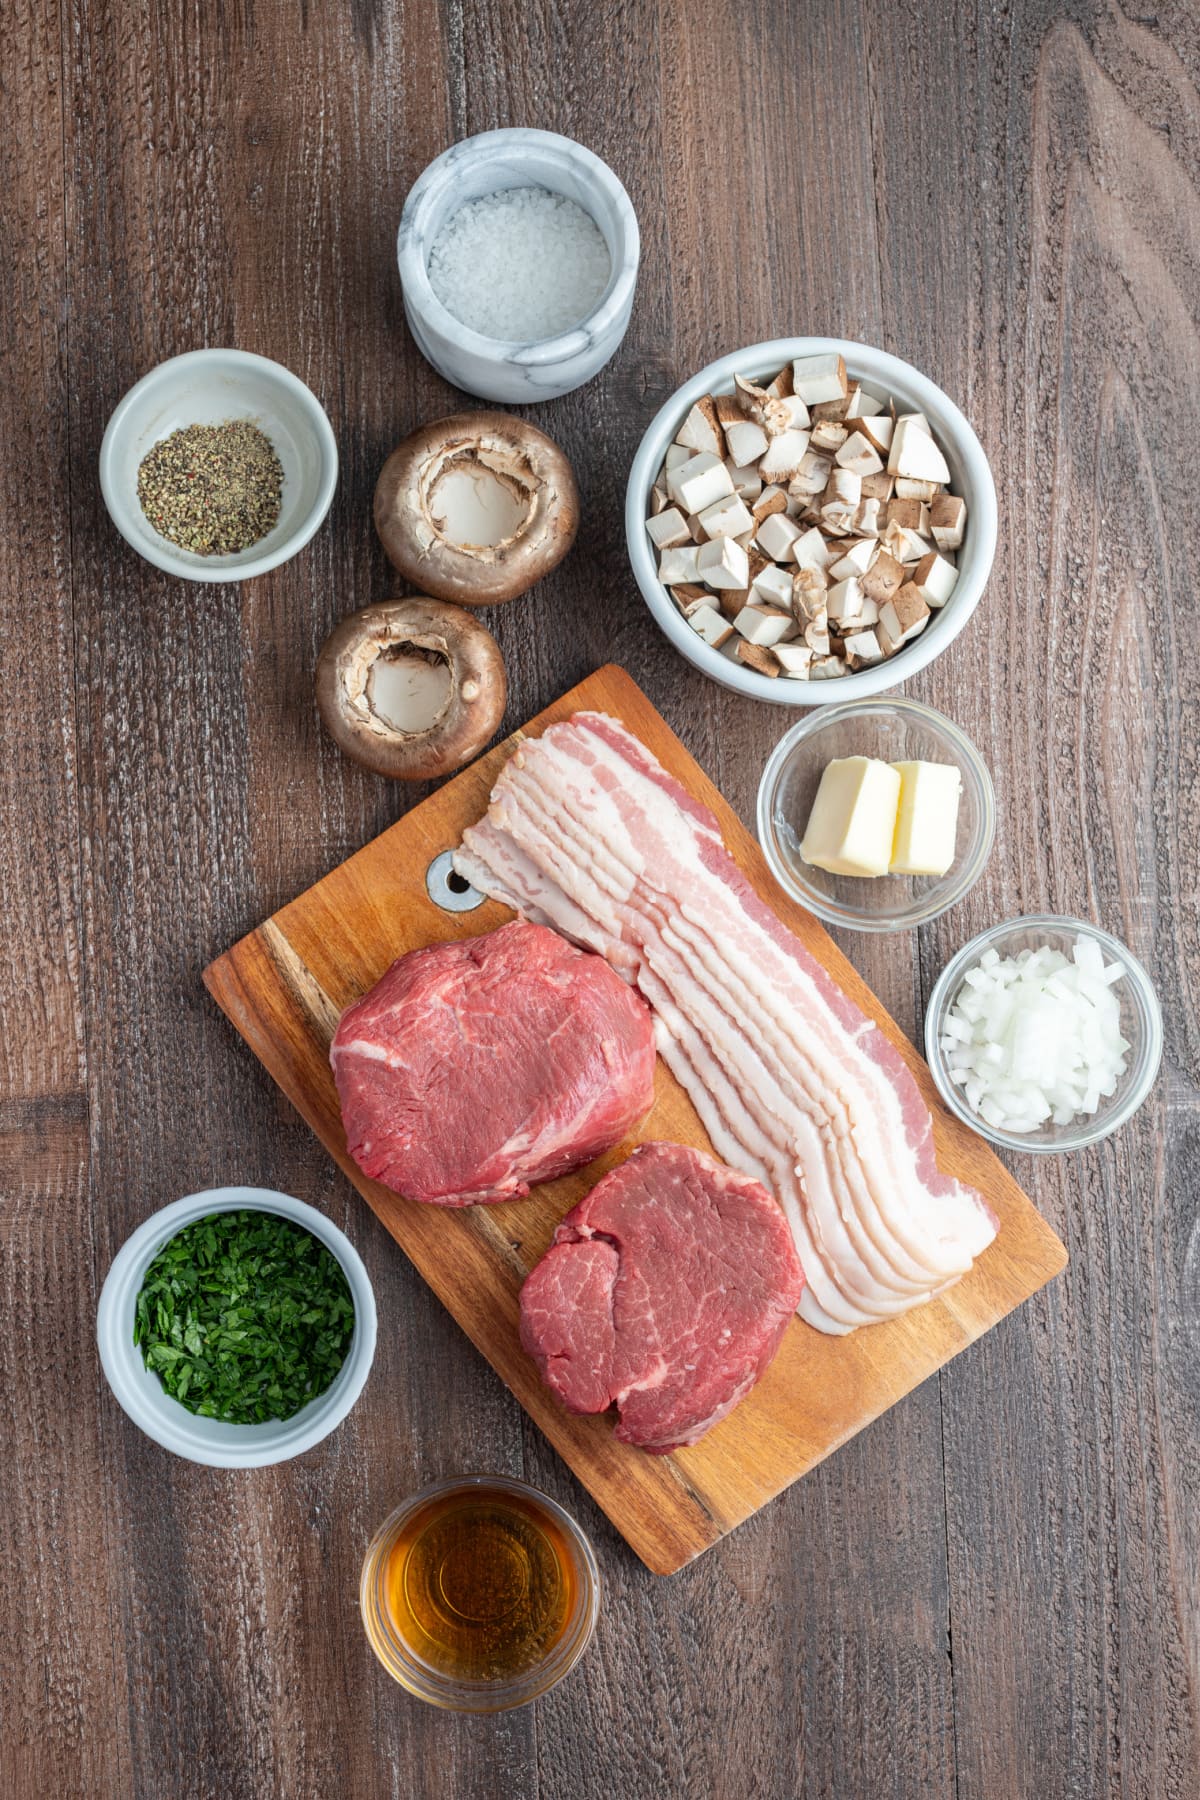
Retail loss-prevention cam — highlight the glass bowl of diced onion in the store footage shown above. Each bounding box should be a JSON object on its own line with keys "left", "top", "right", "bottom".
{"left": 924, "top": 915, "right": 1163, "bottom": 1153}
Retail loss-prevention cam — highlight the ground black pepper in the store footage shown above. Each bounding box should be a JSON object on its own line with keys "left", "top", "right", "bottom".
{"left": 137, "top": 420, "right": 284, "bottom": 555}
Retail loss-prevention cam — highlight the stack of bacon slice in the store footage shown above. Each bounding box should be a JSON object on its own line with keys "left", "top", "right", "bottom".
{"left": 454, "top": 711, "right": 998, "bottom": 1334}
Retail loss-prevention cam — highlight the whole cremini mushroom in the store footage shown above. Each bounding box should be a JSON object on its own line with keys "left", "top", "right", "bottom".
{"left": 373, "top": 411, "right": 579, "bottom": 607}
{"left": 315, "top": 598, "right": 507, "bottom": 781}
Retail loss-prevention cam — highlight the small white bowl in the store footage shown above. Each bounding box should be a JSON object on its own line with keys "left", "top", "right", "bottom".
{"left": 625, "top": 337, "right": 998, "bottom": 705}
{"left": 397, "top": 129, "right": 640, "bottom": 403}
{"left": 97, "top": 1186, "right": 377, "bottom": 1467}
{"left": 100, "top": 349, "right": 339, "bottom": 582}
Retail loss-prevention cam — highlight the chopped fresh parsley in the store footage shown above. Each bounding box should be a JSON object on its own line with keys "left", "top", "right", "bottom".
{"left": 133, "top": 1210, "right": 355, "bottom": 1424}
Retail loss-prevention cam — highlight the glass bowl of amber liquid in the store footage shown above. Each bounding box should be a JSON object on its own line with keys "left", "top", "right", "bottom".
{"left": 360, "top": 1474, "right": 600, "bottom": 1711}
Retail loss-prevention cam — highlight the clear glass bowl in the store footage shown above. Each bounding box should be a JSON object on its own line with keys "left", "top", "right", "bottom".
{"left": 756, "top": 697, "right": 995, "bottom": 932}
{"left": 359, "top": 1474, "right": 600, "bottom": 1712}
{"left": 924, "top": 914, "right": 1163, "bottom": 1153}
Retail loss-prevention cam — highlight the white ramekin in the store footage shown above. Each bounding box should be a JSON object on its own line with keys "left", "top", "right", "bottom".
{"left": 99, "top": 348, "right": 339, "bottom": 583}
{"left": 625, "top": 337, "right": 998, "bottom": 705}
{"left": 97, "top": 1186, "right": 377, "bottom": 1467}
{"left": 397, "top": 129, "right": 640, "bottom": 403}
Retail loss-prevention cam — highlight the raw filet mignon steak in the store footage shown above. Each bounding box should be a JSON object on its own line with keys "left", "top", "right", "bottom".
{"left": 519, "top": 1140, "right": 805, "bottom": 1452}
{"left": 330, "top": 920, "right": 656, "bottom": 1206}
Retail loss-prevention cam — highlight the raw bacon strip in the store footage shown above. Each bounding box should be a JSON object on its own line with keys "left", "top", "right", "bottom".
{"left": 461, "top": 747, "right": 971, "bottom": 1322}
{"left": 472, "top": 776, "right": 964, "bottom": 1321}
{"left": 497, "top": 763, "right": 947, "bottom": 1301}
{"left": 454, "top": 712, "right": 998, "bottom": 1333}
{"left": 543, "top": 723, "right": 994, "bottom": 1268}
{"left": 521, "top": 723, "right": 993, "bottom": 1288}
{"left": 489, "top": 775, "right": 933, "bottom": 1320}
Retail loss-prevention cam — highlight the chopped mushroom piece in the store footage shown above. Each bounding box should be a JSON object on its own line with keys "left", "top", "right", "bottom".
{"left": 658, "top": 545, "right": 702, "bottom": 585}
{"left": 911, "top": 550, "right": 959, "bottom": 607}
{"left": 759, "top": 429, "right": 813, "bottom": 482}
{"left": 888, "top": 417, "right": 951, "bottom": 485}
{"left": 853, "top": 498, "right": 884, "bottom": 538}
{"left": 668, "top": 452, "right": 735, "bottom": 514}
{"left": 835, "top": 430, "right": 884, "bottom": 477}
{"left": 861, "top": 549, "right": 906, "bottom": 604}
{"left": 690, "top": 604, "right": 735, "bottom": 648}
{"left": 718, "top": 399, "right": 771, "bottom": 469}
{"left": 829, "top": 538, "right": 876, "bottom": 579}
{"left": 792, "top": 526, "right": 833, "bottom": 575}
{"left": 756, "top": 511, "right": 803, "bottom": 562}
{"left": 792, "top": 567, "right": 829, "bottom": 621}
{"left": 810, "top": 419, "right": 850, "bottom": 453}
{"left": 752, "top": 484, "right": 788, "bottom": 525}
{"left": 827, "top": 576, "right": 867, "bottom": 625}
{"left": 887, "top": 498, "right": 931, "bottom": 536}
{"left": 844, "top": 385, "right": 884, "bottom": 419}
{"left": 697, "top": 536, "right": 750, "bottom": 589}
{"left": 809, "top": 654, "right": 847, "bottom": 679}
{"left": 645, "top": 507, "right": 692, "bottom": 550}
{"left": 804, "top": 614, "right": 831, "bottom": 655}
{"left": 930, "top": 493, "right": 967, "bottom": 550}
{"left": 774, "top": 643, "right": 814, "bottom": 677}
{"left": 854, "top": 414, "right": 894, "bottom": 456}
{"left": 699, "top": 493, "right": 755, "bottom": 540}
{"left": 675, "top": 396, "right": 724, "bottom": 457}
{"left": 843, "top": 627, "right": 885, "bottom": 667}
{"left": 735, "top": 373, "right": 810, "bottom": 436}
{"left": 881, "top": 521, "right": 932, "bottom": 565}
{"left": 894, "top": 477, "right": 942, "bottom": 502}
{"left": 878, "top": 584, "right": 931, "bottom": 650}
{"left": 791, "top": 353, "right": 848, "bottom": 404}
{"left": 734, "top": 604, "right": 798, "bottom": 647}
{"left": 674, "top": 583, "right": 713, "bottom": 618}
{"left": 726, "top": 460, "right": 763, "bottom": 500}
{"left": 735, "top": 640, "right": 782, "bottom": 676}
{"left": 750, "top": 562, "right": 795, "bottom": 610}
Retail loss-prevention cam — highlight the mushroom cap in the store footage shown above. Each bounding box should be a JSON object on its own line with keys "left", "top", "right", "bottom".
{"left": 373, "top": 411, "right": 579, "bottom": 607}
{"left": 315, "top": 597, "right": 507, "bottom": 782}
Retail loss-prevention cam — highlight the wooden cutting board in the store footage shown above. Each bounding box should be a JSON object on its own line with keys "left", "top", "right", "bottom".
{"left": 204, "top": 664, "right": 1066, "bottom": 1574}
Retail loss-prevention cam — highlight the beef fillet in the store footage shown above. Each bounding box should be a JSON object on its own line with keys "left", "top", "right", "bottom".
{"left": 520, "top": 1140, "right": 805, "bottom": 1452}
{"left": 330, "top": 920, "right": 656, "bottom": 1206}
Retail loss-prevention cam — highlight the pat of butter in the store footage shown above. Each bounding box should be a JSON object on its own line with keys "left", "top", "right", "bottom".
{"left": 799, "top": 756, "right": 901, "bottom": 877}
{"left": 889, "top": 760, "right": 962, "bottom": 876}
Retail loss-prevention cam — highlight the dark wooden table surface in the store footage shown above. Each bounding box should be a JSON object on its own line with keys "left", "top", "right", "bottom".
{"left": 3, "top": 2, "right": 1197, "bottom": 1796}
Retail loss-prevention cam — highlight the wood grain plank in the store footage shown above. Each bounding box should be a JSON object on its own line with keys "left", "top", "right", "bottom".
{"left": 0, "top": 4, "right": 133, "bottom": 1796}
{"left": 204, "top": 664, "right": 1066, "bottom": 1578}
{"left": 868, "top": 5, "right": 1200, "bottom": 1797}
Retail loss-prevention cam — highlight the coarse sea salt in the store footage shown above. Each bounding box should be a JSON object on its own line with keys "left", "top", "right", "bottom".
{"left": 427, "top": 186, "right": 612, "bottom": 343}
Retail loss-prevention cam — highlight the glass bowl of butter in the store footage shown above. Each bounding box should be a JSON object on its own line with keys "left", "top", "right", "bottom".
{"left": 756, "top": 696, "right": 995, "bottom": 932}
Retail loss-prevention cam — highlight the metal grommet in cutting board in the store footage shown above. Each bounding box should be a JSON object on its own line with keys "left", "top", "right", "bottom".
{"left": 425, "top": 849, "right": 485, "bottom": 912}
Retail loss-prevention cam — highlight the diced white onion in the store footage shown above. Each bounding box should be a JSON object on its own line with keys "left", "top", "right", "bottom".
{"left": 939, "top": 934, "right": 1130, "bottom": 1133}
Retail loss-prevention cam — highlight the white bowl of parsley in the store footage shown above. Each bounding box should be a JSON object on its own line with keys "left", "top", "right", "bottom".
{"left": 97, "top": 1187, "right": 377, "bottom": 1467}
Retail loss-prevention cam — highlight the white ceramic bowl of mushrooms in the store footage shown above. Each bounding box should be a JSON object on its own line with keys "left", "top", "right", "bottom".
{"left": 624, "top": 338, "right": 997, "bottom": 705}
